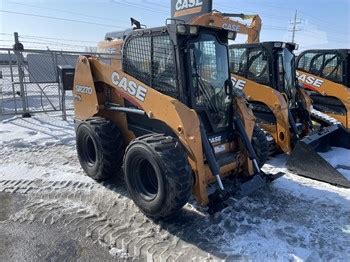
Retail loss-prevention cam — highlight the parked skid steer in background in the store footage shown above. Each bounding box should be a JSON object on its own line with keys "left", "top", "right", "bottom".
{"left": 181, "top": 2, "right": 350, "bottom": 188}
{"left": 72, "top": 23, "right": 281, "bottom": 218}
{"left": 296, "top": 49, "right": 350, "bottom": 129}
{"left": 228, "top": 42, "right": 350, "bottom": 188}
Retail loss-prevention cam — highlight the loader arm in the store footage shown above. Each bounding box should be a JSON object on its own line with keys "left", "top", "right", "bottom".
{"left": 190, "top": 12, "right": 261, "bottom": 43}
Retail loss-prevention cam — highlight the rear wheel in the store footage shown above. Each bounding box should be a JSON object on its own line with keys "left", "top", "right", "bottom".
{"left": 76, "top": 117, "right": 124, "bottom": 181}
{"left": 123, "top": 134, "right": 192, "bottom": 219}
{"left": 252, "top": 126, "right": 269, "bottom": 168}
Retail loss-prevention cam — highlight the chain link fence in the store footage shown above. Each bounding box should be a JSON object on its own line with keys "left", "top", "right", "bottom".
{"left": 0, "top": 47, "right": 114, "bottom": 117}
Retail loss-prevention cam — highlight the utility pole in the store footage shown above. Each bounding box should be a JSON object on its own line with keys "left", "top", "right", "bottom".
{"left": 289, "top": 10, "right": 301, "bottom": 43}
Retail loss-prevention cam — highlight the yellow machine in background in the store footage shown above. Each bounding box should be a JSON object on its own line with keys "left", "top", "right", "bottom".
{"left": 183, "top": 4, "right": 350, "bottom": 187}
{"left": 296, "top": 49, "right": 350, "bottom": 129}
{"left": 190, "top": 11, "right": 261, "bottom": 43}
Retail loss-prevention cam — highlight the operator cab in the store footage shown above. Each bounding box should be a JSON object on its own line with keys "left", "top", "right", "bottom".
{"left": 229, "top": 42, "right": 309, "bottom": 136}
{"left": 296, "top": 49, "right": 350, "bottom": 115}
{"left": 229, "top": 42, "right": 297, "bottom": 104}
{"left": 297, "top": 49, "right": 349, "bottom": 87}
{"left": 121, "top": 23, "right": 236, "bottom": 140}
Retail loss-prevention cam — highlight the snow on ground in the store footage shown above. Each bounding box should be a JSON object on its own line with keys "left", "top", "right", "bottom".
{"left": 320, "top": 147, "right": 350, "bottom": 180}
{"left": 1, "top": 112, "right": 350, "bottom": 261}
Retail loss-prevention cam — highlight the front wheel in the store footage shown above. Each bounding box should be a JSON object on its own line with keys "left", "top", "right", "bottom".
{"left": 123, "top": 134, "right": 193, "bottom": 219}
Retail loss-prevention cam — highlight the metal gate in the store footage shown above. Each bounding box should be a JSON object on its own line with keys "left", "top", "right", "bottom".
{"left": 0, "top": 48, "right": 113, "bottom": 116}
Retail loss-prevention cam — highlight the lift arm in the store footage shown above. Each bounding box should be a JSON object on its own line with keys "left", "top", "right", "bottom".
{"left": 190, "top": 12, "right": 261, "bottom": 43}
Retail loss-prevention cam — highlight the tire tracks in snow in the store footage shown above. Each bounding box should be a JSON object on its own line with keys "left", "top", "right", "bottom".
{"left": 1, "top": 144, "right": 350, "bottom": 260}
{"left": 1, "top": 177, "right": 350, "bottom": 261}
{"left": 0, "top": 178, "right": 221, "bottom": 261}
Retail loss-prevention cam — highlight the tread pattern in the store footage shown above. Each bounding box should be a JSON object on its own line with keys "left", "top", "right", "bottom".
{"left": 252, "top": 126, "right": 269, "bottom": 167}
{"left": 0, "top": 179, "right": 213, "bottom": 261}
{"left": 311, "top": 108, "right": 341, "bottom": 126}
{"left": 77, "top": 117, "right": 124, "bottom": 180}
{"left": 124, "top": 134, "right": 193, "bottom": 218}
{"left": 1, "top": 177, "right": 349, "bottom": 261}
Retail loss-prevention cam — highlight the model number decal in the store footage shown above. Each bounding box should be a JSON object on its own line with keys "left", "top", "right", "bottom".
{"left": 75, "top": 85, "right": 93, "bottom": 95}
{"left": 231, "top": 76, "right": 247, "bottom": 90}
{"left": 111, "top": 72, "right": 147, "bottom": 102}
{"left": 296, "top": 72, "right": 324, "bottom": 88}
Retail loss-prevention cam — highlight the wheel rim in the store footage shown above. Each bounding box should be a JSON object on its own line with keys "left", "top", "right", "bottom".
{"left": 82, "top": 134, "right": 97, "bottom": 167}
{"left": 132, "top": 156, "right": 159, "bottom": 201}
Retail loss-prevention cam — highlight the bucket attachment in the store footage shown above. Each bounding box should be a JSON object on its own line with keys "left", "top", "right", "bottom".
{"left": 287, "top": 125, "right": 350, "bottom": 188}
{"left": 207, "top": 171, "right": 284, "bottom": 214}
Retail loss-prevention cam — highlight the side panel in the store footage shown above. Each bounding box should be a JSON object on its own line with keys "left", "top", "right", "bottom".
{"left": 73, "top": 56, "right": 99, "bottom": 119}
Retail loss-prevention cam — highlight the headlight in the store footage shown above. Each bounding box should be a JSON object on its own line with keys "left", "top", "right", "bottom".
{"left": 189, "top": 26, "right": 198, "bottom": 35}
{"left": 176, "top": 24, "right": 187, "bottom": 34}
{"left": 274, "top": 42, "right": 282, "bottom": 48}
{"left": 228, "top": 31, "right": 237, "bottom": 40}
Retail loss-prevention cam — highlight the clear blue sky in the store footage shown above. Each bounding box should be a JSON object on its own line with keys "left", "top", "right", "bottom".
{"left": 1, "top": 0, "right": 349, "bottom": 52}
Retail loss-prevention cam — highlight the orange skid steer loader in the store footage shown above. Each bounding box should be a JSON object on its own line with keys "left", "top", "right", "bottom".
{"left": 180, "top": 2, "right": 350, "bottom": 188}
{"left": 296, "top": 49, "right": 350, "bottom": 130}
{"left": 228, "top": 42, "right": 350, "bottom": 188}
{"left": 68, "top": 23, "right": 282, "bottom": 218}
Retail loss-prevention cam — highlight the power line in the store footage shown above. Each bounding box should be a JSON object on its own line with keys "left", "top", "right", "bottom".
{"left": 18, "top": 40, "right": 95, "bottom": 48}
{"left": 111, "top": 0, "right": 168, "bottom": 15}
{"left": 20, "top": 35, "right": 98, "bottom": 44}
{"left": 9, "top": 2, "right": 132, "bottom": 26}
{"left": 140, "top": 0, "right": 169, "bottom": 10}
{"left": 0, "top": 9, "right": 128, "bottom": 29}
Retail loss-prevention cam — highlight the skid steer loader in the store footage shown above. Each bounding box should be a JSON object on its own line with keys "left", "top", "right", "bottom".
{"left": 296, "top": 49, "right": 350, "bottom": 129}
{"left": 177, "top": 1, "right": 350, "bottom": 188}
{"left": 228, "top": 42, "right": 350, "bottom": 188}
{"left": 72, "top": 23, "right": 282, "bottom": 218}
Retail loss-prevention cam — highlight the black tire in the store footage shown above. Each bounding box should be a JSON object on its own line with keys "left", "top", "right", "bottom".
{"left": 123, "top": 134, "right": 192, "bottom": 219}
{"left": 252, "top": 126, "right": 269, "bottom": 168}
{"left": 76, "top": 117, "right": 124, "bottom": 181}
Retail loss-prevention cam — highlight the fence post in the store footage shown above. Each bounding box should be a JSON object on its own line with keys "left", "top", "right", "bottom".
{"left": 13, "top": 32, "right": 30, "bottom": 117}
{"left": 59, "top": 74, "right": 67, "bottom": 121}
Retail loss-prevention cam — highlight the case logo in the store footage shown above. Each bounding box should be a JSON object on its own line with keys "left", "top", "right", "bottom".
{"left": 222, "top": 23, "right": 241, "bottom": 32}
{"left": 111, "top": 72, "right": 147, "bottom": 102}
{"left": 173, "top": 0, "right": 203, "bottom": 17}
{"left": 296, "top": 72, "right": 324, "bottom": 88}
{"left": 231, "top": 76, "right": 247, "bottom": 90}
{"left": 175, "top": 0, "right": 203, "bottom": 11}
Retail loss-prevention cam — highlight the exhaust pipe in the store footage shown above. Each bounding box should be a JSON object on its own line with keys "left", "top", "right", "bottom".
{"left": 287, "top": 125, "right": 350, "bottom": 188}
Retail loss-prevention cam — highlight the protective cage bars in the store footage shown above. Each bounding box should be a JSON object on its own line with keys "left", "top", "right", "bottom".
{"left": 122, "top": 32, "right": 179, "bottom": 98}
